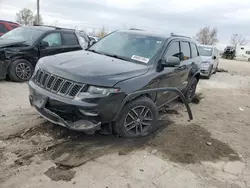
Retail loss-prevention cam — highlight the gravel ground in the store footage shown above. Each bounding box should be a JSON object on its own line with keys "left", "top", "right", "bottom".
{"left": 0, "top": 58, "right": 250, "bottom": 188}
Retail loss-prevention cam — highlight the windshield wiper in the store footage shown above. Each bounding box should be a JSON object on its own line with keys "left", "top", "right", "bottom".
{"left": 87, "top": 49, "right": 103, "bottom": 55}
{"left": 102, "top": 54, "right": 129, "bottom": 61}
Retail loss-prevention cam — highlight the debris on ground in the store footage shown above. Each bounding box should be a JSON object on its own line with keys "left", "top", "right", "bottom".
{"left": 151, "top": 149, "right": 158, "bottom": 154}
{"left": 239, "top": 107, "right": 244, "bottom": 111}
{"left": 217, "top": 68, "right": 229, "bottom": 73}
{"left": 191, "top": 93, "right": 204, "bottom": 104}
{"left": 206, "top": 142, "right": 212, "bottom": 146}
{"left": 44, "top": 166, "right": 76, "bottom": 182}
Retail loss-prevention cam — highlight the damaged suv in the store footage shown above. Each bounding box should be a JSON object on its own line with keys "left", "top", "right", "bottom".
{"left": 0, "top": 26, "right": 90, "bottom": 82}
{"left": 29, "top": 30, "right": 201, "bottom": 137}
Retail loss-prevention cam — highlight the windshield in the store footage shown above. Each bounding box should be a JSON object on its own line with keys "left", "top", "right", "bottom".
{"left": 89, "top": 32, "right": 164, "bottom": 64}
{"left": 198, "top": 46, "right": 213, "bottom": 56}
{"left": 1, "top": 27, "right": 46, "bottom": 45}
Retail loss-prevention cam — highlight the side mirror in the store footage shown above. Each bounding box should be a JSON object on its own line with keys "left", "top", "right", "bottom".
{"left": 213, "top": 56, "right": 216, "bottom": 60}
{"left": 89, "top": 40, "right": 96, "bottom": 47}
{"left": 39, "top": 41, "right": 49, "bottom": 49}
{"left": 162, "top": 56, "right": 181, "bottom": 67}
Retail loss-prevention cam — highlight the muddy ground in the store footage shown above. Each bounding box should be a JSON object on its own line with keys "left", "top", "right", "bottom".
{"left": 0, "top": 59, "right": 250, "bottom": 188}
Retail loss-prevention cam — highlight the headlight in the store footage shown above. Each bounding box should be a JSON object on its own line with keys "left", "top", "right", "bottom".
{"left": 74, "top": 86, "right": 120, "bottom": 100}
{"left": 87, "top": 86, "right": 120, "bottom": 95}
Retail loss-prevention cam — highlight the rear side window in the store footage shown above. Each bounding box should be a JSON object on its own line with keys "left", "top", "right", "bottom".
{"left": 181, "top": 42, "right": 191, "bottom": 60}
{"left": 0, "top": 23, "right": 8, "bottom": 33}
{"left": 165, "top": 41, "right": 181, "bottom": 59}
{"left": 62, "top": 33, "right": 79, "bottom": 46}
{"left": 190, "top": 43, "right": 199, "bottom": 57}
{"left": 42, "top": 33, "right": 62, "bottom": 47}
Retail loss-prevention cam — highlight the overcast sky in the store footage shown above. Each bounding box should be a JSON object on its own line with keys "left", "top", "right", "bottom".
{"left": 1, "top": 0, "right": 249, "bottom": 45}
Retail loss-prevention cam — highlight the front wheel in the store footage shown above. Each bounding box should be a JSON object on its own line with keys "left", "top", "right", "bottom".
{"left": 114, "top": 97, "right": 158, "bottom": 138}
{"left": 8, "top": 59, "right": 33, "bottom": 82}
{"left": 185, "top": 78, "right": 198, "bottom": 103}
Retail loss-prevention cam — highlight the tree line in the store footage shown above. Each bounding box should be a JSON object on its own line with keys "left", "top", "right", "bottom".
{"left": 195, "top": 26, "right": 248, "bottom": 47}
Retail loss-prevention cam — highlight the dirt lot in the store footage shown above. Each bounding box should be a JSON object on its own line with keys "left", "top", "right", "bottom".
{"left": 0, "top": 59, "right": 250, "bottom": 188}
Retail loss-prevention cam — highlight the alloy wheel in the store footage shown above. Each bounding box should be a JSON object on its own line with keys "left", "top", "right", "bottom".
{"left": 124, "top": 106, "right": 153, "bottom": 136}
{"left": 16, "top": 63, "right": 32, "bottom": 80}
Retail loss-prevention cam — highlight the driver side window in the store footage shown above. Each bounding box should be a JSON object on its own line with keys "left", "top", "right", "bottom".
{"left": 165, "top": 41, "right": 182, "bottom": 59}
{"left": 42, "top": 33, "right": 62, "bottom": 47}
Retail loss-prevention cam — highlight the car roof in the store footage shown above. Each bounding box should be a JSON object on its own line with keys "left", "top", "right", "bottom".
{"left": 0, "top": 20, "right": 19, "bottom": 25}
{"left": 18, "top": 25, "right": 77, "bottom": 33}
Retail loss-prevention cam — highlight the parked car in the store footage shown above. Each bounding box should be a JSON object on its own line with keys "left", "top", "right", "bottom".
{"left": 222, "top": 46, "right": 236, "bottom": 60}
{"left": 29, "top": 30, "right": 201, "bottom": 137}
{"left": 0, "top": 20, "right": 20, "bottom": 36}
{"left": 0, "top": 26, "right": 92, "bottom": 82}
{"left": 89, "top": 36, "right": 99, "bottom": 42}
{"left": 198, "top": 45, "right": 219, "bottom": 79}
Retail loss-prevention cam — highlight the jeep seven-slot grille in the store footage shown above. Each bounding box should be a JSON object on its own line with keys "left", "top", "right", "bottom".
{"left": 33, "top": 69, "right": 85, "bottom": 97}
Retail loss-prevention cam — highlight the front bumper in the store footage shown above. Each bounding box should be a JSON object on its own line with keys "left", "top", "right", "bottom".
{"left": 29, "top": 81, "right": 125, "bottom": 132}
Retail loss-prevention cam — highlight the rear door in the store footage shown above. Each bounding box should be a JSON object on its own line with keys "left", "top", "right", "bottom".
{"left": 39, "top": 32, "right": 65, "bottom": 58}
{"left": 178, "top": 41, "right": 192, "bottom": 91}
{"left": 61, "top": 32, "right": 82, "bottom": 52}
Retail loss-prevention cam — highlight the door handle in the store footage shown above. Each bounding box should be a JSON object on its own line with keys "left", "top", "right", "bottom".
{"left": 175, "top": 65, "right": 187, "bottom": 71}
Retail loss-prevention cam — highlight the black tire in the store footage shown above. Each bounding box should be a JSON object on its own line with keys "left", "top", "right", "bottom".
{"left": 8, "top": 59, "right": 34, "bottom": 82}
{"left": 248, "top": 58, "right": 250, "bottom": 62}
{"left": 114, "top": 97, "right": 158, "bottom": 138}
{"left": 205, "top": 66, "right": 213, "bottom": 79}
{"left": 185, "top": 78, "right": 198, "bottom": 103}
{"left": 213, "top": 64, "right": 218, "bottom": 74}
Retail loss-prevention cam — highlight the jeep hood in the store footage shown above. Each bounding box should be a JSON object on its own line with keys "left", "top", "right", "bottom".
{"left": 38, "top": 50, "right": 149, "bottom": 87}
{"left": 0, "top": 38, "right": 27, "bottom": 48}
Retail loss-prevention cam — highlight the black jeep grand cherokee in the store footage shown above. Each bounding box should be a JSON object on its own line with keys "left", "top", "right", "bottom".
{"left": 29, "top": 30, "right": 201, "bottom": 137}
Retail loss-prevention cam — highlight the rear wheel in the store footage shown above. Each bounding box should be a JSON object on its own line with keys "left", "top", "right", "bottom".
{"left": 248, "top": 58, "right": 250, "bottom": 62}
{"left": 8, "top": 59, "right": 33, "bottom": 82}
{"left": 114, "top": 97, "right": 158, "bottom": 138}
{"left": 185, "top": 78, "right": 198, "bottom": 103}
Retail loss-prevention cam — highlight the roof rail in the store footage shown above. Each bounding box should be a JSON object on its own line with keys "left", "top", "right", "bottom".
{"left": 0, "top": 20, "right": 19, "bottom": 25}
{"left": 129, "top": 28, "right": 144, "bottom": 31}
{"left": 33, "top": 24, "right": 75, "bottom": 31}
{"left": 170, "top": 33, "right": 191, "bottom": 39}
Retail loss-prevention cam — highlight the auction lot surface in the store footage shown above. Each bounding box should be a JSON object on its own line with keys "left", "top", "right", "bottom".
{"left": 0, "top": 59, "right": 250, "bottom": 188}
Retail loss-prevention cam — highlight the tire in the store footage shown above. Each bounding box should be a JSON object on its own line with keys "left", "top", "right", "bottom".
{"left": 8, "top": 59, "right": 34, "bottom": 82}
{"left": 114, "top": 97, "right": 158, "bottom": 138}
{"left": 205, "top": 66, "right": 213, "bottom": 79}
{"left": 248, "top": 58, "right": 250, "bottom": 62}
{"left": 213, "top": 64, "right": 218, "bottom": 74}
{"left": 185, "top": 77, "right": 198, "bottom": 103}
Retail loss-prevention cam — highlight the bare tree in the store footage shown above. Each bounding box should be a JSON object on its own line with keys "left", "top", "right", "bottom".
{"left": 230, "top": 34, "right": 248, "bottom": 47}
{"left": 195, "top": 27, "right": 219, "bottom": 45}
{"left": 16, "top": 8, "right": 34, "bottom": 25}
{"left": 16, "top": 8, "right": 44, "bottom": 26}
{"left": 33, "top": 14, "right": 44, "bottom": 25}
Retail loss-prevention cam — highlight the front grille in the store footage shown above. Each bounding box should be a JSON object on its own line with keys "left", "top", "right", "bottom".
{"left": 33, "top": 69, "right": 85, "bottom": 98}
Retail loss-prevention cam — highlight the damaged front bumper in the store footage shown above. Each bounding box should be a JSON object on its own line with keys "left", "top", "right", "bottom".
{"left": 28, "top": 81, "right": 123, "bottom": 133}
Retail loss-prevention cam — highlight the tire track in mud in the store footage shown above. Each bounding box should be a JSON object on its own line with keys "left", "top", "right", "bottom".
{"left": 0, "top": 96, "right": 240, "bottom": 182}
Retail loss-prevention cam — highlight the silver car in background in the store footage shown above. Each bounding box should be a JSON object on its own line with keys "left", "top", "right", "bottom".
{"left": 198, "top": 45, "right": 219, "bottom": 79}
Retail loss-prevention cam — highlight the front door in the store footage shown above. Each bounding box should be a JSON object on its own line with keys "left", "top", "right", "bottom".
{"left": 156, "top": 40, "right": 182, "bottom": 107}
{"left": 39, "top": 32, "right": 64, "bottom": 58}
